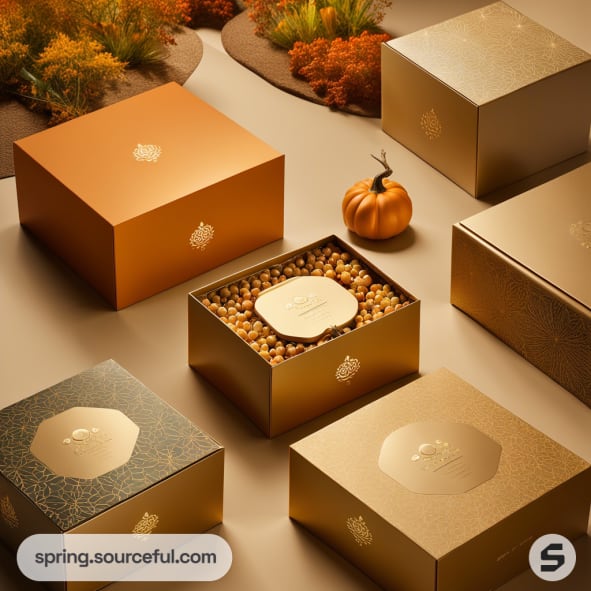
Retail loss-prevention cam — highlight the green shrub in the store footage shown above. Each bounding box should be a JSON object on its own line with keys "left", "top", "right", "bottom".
{"left": 246, "top": 0, "right": 391, "bottom": 49}
{"left": 68, "top": 0, "right": 191, "bottom": 66}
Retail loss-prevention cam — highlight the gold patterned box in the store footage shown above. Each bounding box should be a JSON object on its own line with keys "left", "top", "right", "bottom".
{"left": 0, "top": 359, "right": 224, "bottom": 591}
{"left": 289, "top": 368, "right": 591, "bottom": 591}
{"left": 14, "top": 82, "right": 284, "bottom": 309}
{"left": 451, "top": 162, "right": 591, "bottom": 405}
{"left": 381, "top": 1, "right": 591, "bottom": 197}
{"left": 188, "top": 235, "right": 420, "bottom": 437}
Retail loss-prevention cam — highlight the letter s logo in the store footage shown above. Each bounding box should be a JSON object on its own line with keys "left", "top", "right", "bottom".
{"left": 540, "top": 543, "right": 565, "bottom": 572}
{"left": 529, "top": 534, "right": 576, "bottom": 581}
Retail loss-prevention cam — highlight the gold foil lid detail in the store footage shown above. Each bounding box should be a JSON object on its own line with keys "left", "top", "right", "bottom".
{"left": 387, "top": 2, "right": 591, "bottom": 104}
{"left": 30, "top": 407, "right": 140, "bottom": 480}
{"left": 379, "top": 421, "right": 501, "bottom": 494}
{"left": 133, "top": 143, "right": 162, "bottom": 162}
{"left": 254, "top": 276, "right": 358, "bottom": 343}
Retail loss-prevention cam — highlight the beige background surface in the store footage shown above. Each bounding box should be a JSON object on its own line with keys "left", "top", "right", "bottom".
{"left": 0, "top": 0, "right": 590, "bottom": 589}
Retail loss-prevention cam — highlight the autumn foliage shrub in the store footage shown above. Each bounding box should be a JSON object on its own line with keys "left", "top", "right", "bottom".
{"left": 0, "top": 0, "right": 192, "bottom": 124}
{"left": 245, "top": 0, "right": 391, "bottom": 48}
{"left": 289, "top": 31, "right": 390, "bottom": 109}
{"left": 186, "top": 0, "right": 239, "bottom": 29}
{"left": 0, "top": 0, "right": 28, "bottom": 88}
{"left": 21, "top": 34, "right": 125, "bottom": 125}
{"left": 68, "top": 0, "right": 191, "bottom": 66}
{"left": 245, "top": 0, "right": 390, "bottom": 110}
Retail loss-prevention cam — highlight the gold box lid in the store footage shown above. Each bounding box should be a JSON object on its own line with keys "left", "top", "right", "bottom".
{"left": 291, "top": 368, "right": 590, "bottom": 558}
{"left": 459, "top": 162, "right": 591, "bottom": 310}
{"left": 0, "top": 360, "right": 222, "bottom": 532}
{"left": 386, "top": 1, "right": 591, "bottom": 104}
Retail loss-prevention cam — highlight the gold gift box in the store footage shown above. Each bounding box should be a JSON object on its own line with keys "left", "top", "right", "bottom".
{"left": 14, "top": 82, "right": 284, "bottom": 309}
{"left": 0, "top": 360, "right": 224, "bottom": 591}
{"left": 188, "top": 235, "right": 420, "bottom": 437}
{"left": 451, "top": 162, "right": 591, "bottom": 405}
{"left": 289, "top": 368, "right": 591, "bottom": 591}
{"left": 381, "top": 1, "right": 591, "bottom": 197}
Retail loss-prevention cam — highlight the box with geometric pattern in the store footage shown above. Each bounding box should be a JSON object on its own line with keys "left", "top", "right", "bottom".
{"left": 0, "top": 359, "right": 224, "bottom": 591}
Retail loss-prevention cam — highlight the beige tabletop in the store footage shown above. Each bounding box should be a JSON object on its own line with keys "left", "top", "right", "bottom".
{"left": 0, "top": 1, "right": 590, "bottom": 590}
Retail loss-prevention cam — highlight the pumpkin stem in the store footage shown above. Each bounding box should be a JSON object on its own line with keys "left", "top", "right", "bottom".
{"left": 370, "top": 150, "right": 392, "bottom": 193}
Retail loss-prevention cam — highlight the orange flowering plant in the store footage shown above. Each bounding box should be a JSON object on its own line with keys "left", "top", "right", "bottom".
{"left": 289, "top": 31, "right": 390, "bottom": 109}
{"left": 68, "top": 0, "right": 191, "bottom": 66}
{"left": 244, "top": 0, "right": 391, "bottom": 110}
{"left": 0, "top": 0, "right": 192, "bottom": 123}
{"left": 20, "top": 33, "right": 125, "bottom": 124}
{"left": 0, "top": 0, "right": 29, "bottom": 88}
{"left": 245, "top": 0, "right": 391, "bottom": 49}
{"left": 186, "top": 0, "right": 239, "bottom": 29}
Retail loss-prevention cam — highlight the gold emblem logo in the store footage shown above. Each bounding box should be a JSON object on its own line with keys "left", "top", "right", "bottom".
{"left": 335, "top": 355, "right": 361, "bottom": 384}
{"left": 189, "top": 222, "right": 215, "bottom": 251}
{"left": 420, "top": 108, "right": 443, "bottom": 140}
{"left": 410, "top": 440, "right": 461, "bottom": 472}
{"left": 132, "top": 512, "right": 159, "bottom": 539}
{"left": 346, "top": 515, "right": 373, "bottom": 547}
{"left": 569, "top": 220, "right": 591, "bottom": 249}
{"left": 0, "top": 495, "right": 19, "bottom": 529}
{"left": 62, "top": 427, "right": 109, "bottom": 455}
{"left": 133, "top": 143, "right": 162, "bottom": 162}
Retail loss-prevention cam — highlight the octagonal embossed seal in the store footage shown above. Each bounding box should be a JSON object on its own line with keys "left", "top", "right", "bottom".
{"left": 378, "top": 421, "right": 501, "bottom": 494}
{"left": 30, "top": 407, "right": 140, "bottom": 479}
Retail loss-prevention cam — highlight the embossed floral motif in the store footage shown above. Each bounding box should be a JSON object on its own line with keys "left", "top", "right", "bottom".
{"left": 519, "top": 289, "right": 591, "bottom": 397}
{"left": 346, "top": 515, "right": 373, "bottom": 546}
{"left": 569, "top": 220, "right": 591, "bottom": 249}
{"left": 420, "top": 108, "right": 443, "bottom": 140}
{"left": 335, "top": 355, "right": 361, "bottom": 383}
{"left": 133, "top": 143, "right": 162, "bottom": 162}
{"left": 0, "top": 495, "right": 19, "bottom": 529}
{"left": 189, "top": 222, "right": 215, "bottom": 251}
{"left": 454, "top": 230, "right": 591, "bottom": 404}
{"left": 132, "top": 511, "right": 159, "bottom": 539}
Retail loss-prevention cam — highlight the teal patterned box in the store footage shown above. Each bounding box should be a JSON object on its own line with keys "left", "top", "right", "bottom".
{"left": 0, "top": 360, "right": 224, "bottom": 590}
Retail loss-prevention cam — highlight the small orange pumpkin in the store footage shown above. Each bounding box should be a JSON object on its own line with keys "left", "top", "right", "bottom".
{"left": 342, "top": 150, "right": 412, "bottom": 239}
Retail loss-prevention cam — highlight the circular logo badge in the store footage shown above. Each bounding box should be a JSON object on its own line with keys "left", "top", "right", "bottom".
{"left": 529, "top": 534, "right": 576, "bottom": 581}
